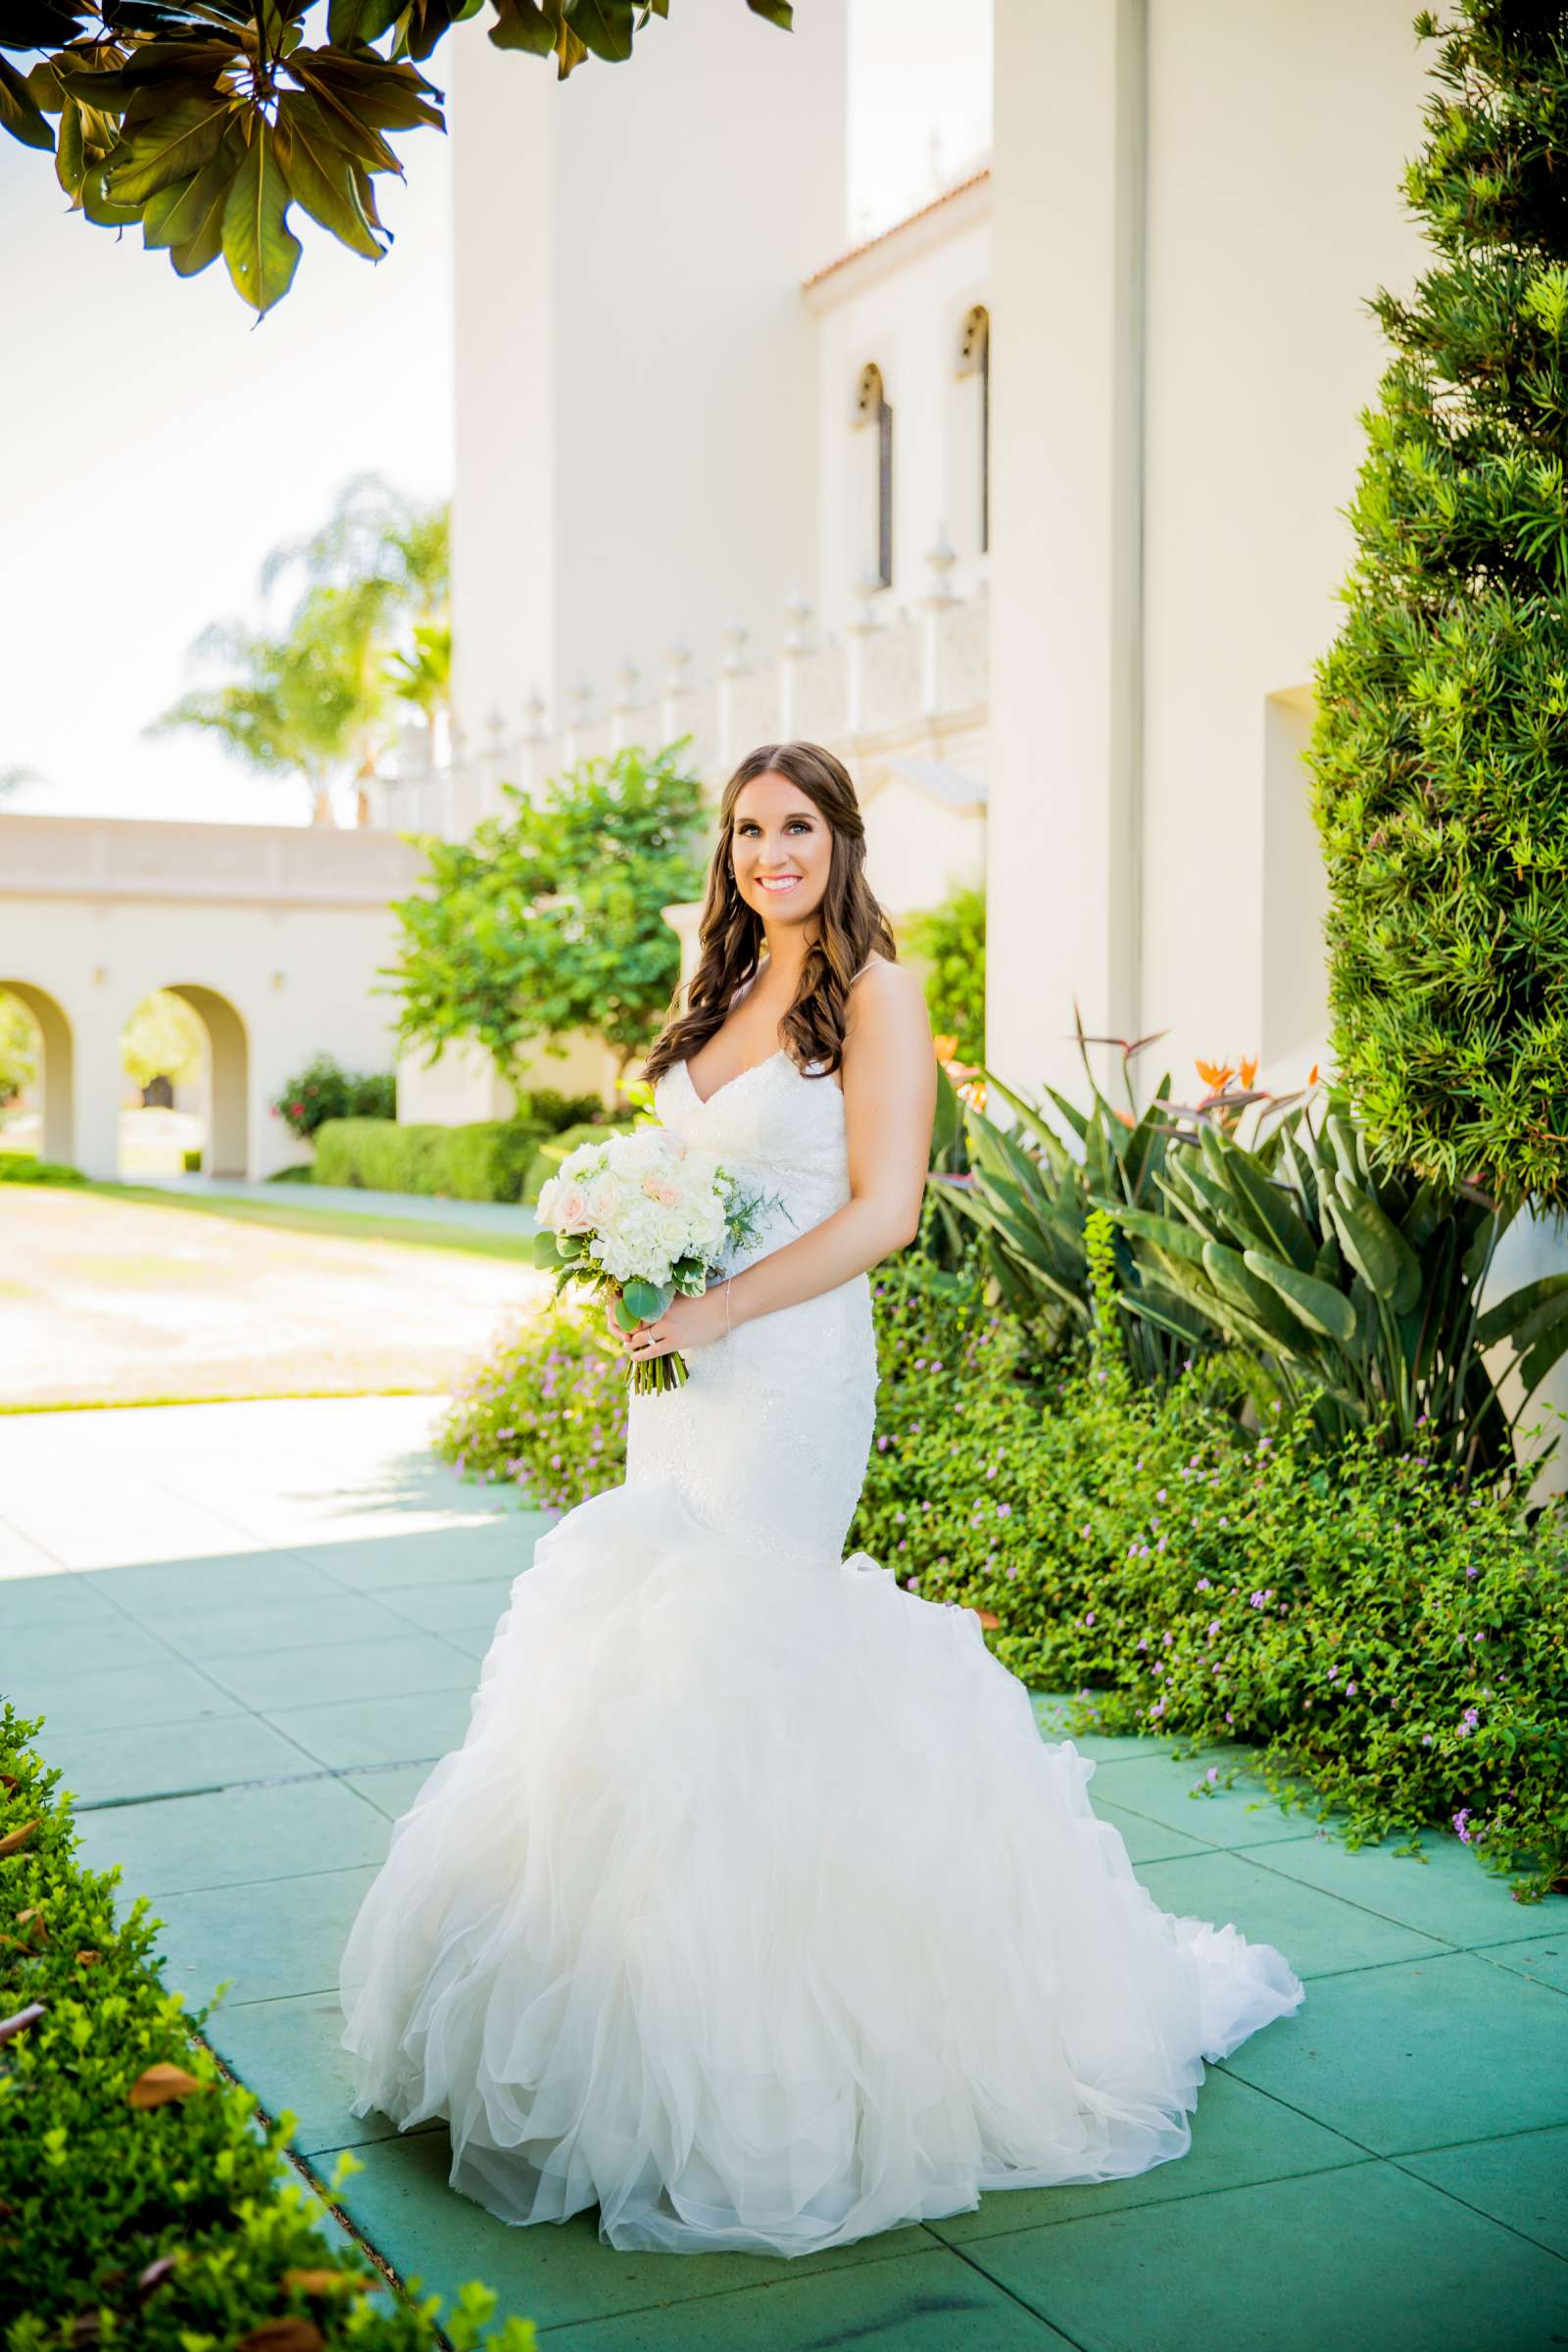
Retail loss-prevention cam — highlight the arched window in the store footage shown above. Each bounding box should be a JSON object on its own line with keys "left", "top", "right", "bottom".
{"left": 854, "top": 362, "right": 894, "bottom": 589}
{"left": 956, "top": 305, "right": 990, "bottom": 555}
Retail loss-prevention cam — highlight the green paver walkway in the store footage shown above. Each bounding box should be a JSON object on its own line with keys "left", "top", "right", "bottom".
{"left": 2, "top": 1396, "right": 1565, "bottom": 2350}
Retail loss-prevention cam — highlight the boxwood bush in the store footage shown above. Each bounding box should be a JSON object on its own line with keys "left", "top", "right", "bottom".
{"left": 0, "top": 1155, "right": 85, "bottom": 1187}
{"left": 439, "top": 1250, "right": 1568, "bottom": 1898}
{"left": 313, "top": 1118, "right": 544, "bottom": 1202}
{"left": 0, "top": 1702, "right": 535, "bottom": 2349}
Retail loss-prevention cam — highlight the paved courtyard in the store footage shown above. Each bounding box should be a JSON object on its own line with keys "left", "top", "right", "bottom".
{"left": 0, "top": 1186, "right": 544, "bottom": 1407}
{"left": 1, "top": 1397, "right": 1564, "bottom": 2350}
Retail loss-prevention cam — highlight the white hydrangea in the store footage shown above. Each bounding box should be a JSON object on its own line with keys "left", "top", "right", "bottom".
{"left": 537, "top": 1125, "right": 734, "bottom": 1290}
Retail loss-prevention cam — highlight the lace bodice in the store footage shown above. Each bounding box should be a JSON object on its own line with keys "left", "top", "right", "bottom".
{"left": 625, "top": 1044, "right": 877, "bottom": 1561}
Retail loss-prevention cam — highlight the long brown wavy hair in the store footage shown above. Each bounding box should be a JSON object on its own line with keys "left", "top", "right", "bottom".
{"left": 641, "top": 741, "right": 898, "bottom": 1088}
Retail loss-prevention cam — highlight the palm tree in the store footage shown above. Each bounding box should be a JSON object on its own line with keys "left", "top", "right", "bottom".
{"left": 148, "top": 608, "right": 363, "bottom": 826}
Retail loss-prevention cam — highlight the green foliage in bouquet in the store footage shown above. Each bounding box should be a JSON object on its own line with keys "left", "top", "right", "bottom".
{"left": 1307, "top": 1, "right": 1568, "bottom": 1206}
{"left": 0, "top": 1701, "right": 536, "bottom": 2347}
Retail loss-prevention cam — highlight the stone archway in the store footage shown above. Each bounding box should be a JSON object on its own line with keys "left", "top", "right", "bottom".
{"left": 0, "top": 980, "right": 74, "bottom": 1165}
{"left": 166, "top": 985, "right": 250, "bottom": 1180}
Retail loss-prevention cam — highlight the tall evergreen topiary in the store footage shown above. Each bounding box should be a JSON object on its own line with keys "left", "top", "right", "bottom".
{"left": 1308, "top": 1, "right": 1568, "bottom": 1206}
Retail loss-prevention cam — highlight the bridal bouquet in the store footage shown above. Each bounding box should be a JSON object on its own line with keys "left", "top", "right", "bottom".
{"left": 533, "top": 1126, "right": 775, "bottom": 1395}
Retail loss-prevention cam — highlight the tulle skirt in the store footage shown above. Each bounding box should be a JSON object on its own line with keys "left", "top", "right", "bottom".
{"left": 337, "top": 1478, "right": 1303, "bottom": 2256}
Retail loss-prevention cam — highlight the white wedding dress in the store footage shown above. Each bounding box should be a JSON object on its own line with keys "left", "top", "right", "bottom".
{"left": 338, "top": 1017, "right": 1304, "bottom": 2257}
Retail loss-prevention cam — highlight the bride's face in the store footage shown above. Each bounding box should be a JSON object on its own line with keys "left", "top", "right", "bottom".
{"left": 729, "top": 773, "right": 833, "bottom": 928}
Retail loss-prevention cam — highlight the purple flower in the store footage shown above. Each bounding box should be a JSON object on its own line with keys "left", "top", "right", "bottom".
{"left": 1452, "top": 1808, "right": 1472, "bottom": 1843}
{"left": 1465, "top": 1565, "right": 1478, "bottom": 1579}
{"left": 1085, "top": 1611, "right": 1096, "bottom": 1628}
{"left": 1422, "top": 1733, "right": 1434, "bottom": 1746}
{"left": 1197, "top": 1577, "right": 1212, "bottom": 1592}
{"left": 1346, "top": 1681, "right": 1358, "bottom": 1696}
{"left": 1205, "top": 1766, "right": 1219, "bottom": 1784}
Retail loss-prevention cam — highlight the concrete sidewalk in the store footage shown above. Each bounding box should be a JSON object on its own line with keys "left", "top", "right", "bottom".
{"left": 1, "top": 1397, "right": 1564, "bottom": 2350}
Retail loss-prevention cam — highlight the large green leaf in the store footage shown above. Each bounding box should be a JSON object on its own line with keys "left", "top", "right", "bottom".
{"left": 746, "top": 0, "right": 793, "bottom": 22}
{"left": 142, "top": 127, "right": 235, "bottom": 249}
{"left": 274, "top": 88, "right": 385, "bottom": 257}
{"left": 0, "top": 53, "right": 54, "bottom": 148}
{"left": 288, "top": 45, "right": 444, "bottom": 133}
{"left": 167, "top": 123, "right": 240, "bottom": 271}
{"left": 221, "top": 120, "right": 301, "bottom": 314}
{"left": 1474, "top": 1269, "right": 1568, "bottom": 1352}
{"left": 328, "top": 0, "right": 406, "bottom": 41}
{"left": 487, "top": 0, "right": 559, "bottom": 51}
{"left": 1200, "top": 1241, "right": 1298, "bottom": 1344}
{"left": 105, "top": 85, "right": 229, "bottom": 203}
{"left": 564, "top": 0, "right": 636, "bottom": 61}
{"left": 1224, "top": 1148, "right": 1317, "bottom": 1271}
{"left": 1330, "top": 1178, "right": 1422, "bottom": 1310}
{"left": 1242, "top": 1249, "right": 1357, "bottom": 1343}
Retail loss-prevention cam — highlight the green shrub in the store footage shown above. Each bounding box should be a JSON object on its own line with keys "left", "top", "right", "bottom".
{"left": 271, "top": 1053, "right": 397, "bottom": 1144}
{"left": 436, "top": 1302, "right": 628, "bottom": 1511}
{"left": 1307, "top": 4, "right": 1568, "bottom": 1205}
{"left": 266, "top": 1163, "right": 318, "bottom": 1184}
{"left": 438, "top": 1243, "right": 1568, "bottom": 1895}
{"left": 0, "top": 1154, "right": 85, "bottom": 1186}
{"left": 514, "top": 1086, "right": 606, "bottom": 1133}
{"left": 181, "top": 1147, "right": 202, "bottom": 1173}
{"left": 522, "top": 1120, "right": 635, "bottom": 1206}
{"left": 852, "top": 1253, "right": 1568, "bottom": 1900}
{"left": 902, "top": 882, "right": 986, "bottom": 1062}
{"left": 0, "top": 1701, "right": 536, "bottom": 2349}
{"left": 313, "top": 1118, "right": 544, "bottom": 1201}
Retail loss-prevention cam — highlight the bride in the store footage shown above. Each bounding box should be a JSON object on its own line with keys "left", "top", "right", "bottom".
{"left": 338, "top": 739, "right": 1303, "bottom": 2257}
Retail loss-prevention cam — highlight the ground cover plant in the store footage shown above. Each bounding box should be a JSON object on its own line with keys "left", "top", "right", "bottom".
{"left": 440, "top": 1245, "right": 1568, "bottom": 1899}
{"left": 0, "top": 1702, "right": 535, "bottom": 2349}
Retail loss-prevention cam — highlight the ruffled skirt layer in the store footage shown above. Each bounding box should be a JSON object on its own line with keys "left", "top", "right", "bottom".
{"left": 338, "top": 1481, "right": 1302, "bottom": 2256}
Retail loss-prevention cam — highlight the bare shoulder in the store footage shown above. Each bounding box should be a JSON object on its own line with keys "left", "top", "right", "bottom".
{"left": 844, "top": 955, "right": 933, "bottom": 1054}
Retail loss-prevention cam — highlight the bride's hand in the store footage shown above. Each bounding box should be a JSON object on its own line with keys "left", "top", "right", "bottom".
{"left": 622, "top": 1282, "right": 731, "bottom": 1364}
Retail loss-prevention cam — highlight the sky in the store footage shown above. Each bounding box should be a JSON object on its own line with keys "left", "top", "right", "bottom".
{"left": 0, "top": 0, "right": 992, "bottom": 829}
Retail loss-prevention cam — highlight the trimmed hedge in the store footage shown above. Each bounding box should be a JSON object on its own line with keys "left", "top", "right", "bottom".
{"left": 0, "top": 1155, "right": 85, "bottom": 1187}
{"left": 313, "top": 1119, "right": 544, "bottom": 1202}
{"left": 0, "top": 1701, "right": 536, "bottom": 2349}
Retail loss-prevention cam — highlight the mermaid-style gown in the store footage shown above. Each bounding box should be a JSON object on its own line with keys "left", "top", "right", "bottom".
{"left": 338, "top": 1046, "right": 1303, "bottom": 2256}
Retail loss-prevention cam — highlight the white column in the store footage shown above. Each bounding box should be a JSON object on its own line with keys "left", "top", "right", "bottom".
{"left": 986, "top": 0, "right": 1147, "bottom": 1109}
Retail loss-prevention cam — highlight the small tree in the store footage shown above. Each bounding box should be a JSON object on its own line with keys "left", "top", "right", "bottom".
{"left": 122, "top": 992, "right": 205, "bottom": 1093}
{"left": 1307, "top": 1, "right": 1568, "bottom": 1207}
{"left": 389, "top": 743, "right": 705, "bottom": 1096}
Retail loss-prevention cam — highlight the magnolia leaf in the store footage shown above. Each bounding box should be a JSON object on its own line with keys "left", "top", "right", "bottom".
{"left": 74, "top": 1947, "right": 102, "bottom": 1965}
{"left": 53, "top": 89, "right": 82, "bottom": 194}
{"left": 81, "top": 162, "right": 142, "bottom": 224}
{"left": 274, "top": 90, "right": 385, "bottom": 256}
{"left": 746, "top": 0, "right": 792, "bottom": 20}
{"left": 221, "top": 121, "right": 302, "bottom": 314}
{"left": 327, "top": 0, "right": 405, "bottom": 41}
{"left": 564, "top": 0, "right": 635, "bottom": 62}
{"left": 157, "top": 122, "right": 238, "bottom": 270}
{"left": 105, "top": 85, "right": 229, "bottom": 204}
{"left": 287, "top": 46, "right": 444, "bottom": 133}
{"left": 488, "top": 0, "right": 557, "bottom": 54}
{"left": 283, "top": 57, "right": 404, "bottom": 171}
{"left": 0, "top": 1, "right": 83, "bottom": 45}
{"left": 142, "top": 125, "right": 231, "bottom": 249}
{"left": 127, "top": 2061, "right": 207, "bottom": 2108}
{"left": 0, "top": 1817, "right": 39, "bottom": 1858}
{"left": 0, "top": 53, "right": 54, "bottom": 148}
